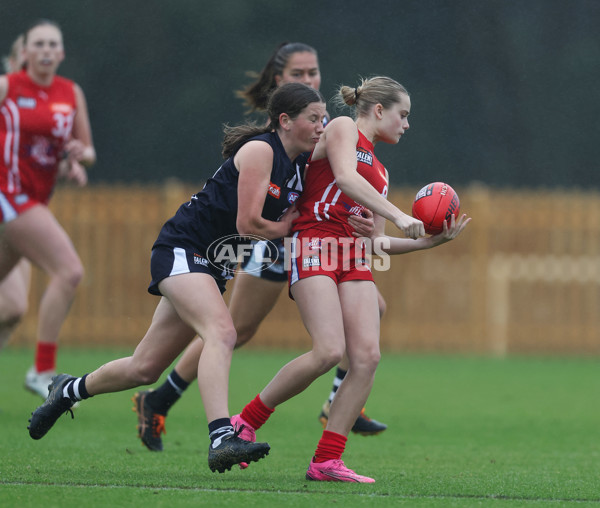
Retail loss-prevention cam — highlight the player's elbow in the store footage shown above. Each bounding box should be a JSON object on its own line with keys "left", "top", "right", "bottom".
{"left": 236, "top": 216, "right": 260, "bottom": 237}
{"left": 334, "top": 173, "right": 352, "bottom": 193}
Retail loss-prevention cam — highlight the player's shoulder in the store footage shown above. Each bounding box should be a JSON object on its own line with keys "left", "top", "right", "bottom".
{"left": 324, "top": 116, "right": 358, "bottom": 144}
{"left": 235, "top": 136, "right": 275, "bottom": 169}
{"left": 326, "top": 115, "right": 355, "bottom": 129}
{"left": 51, "top": 74, "right": 78, "bottom": 98}
{"left": 238, "top": 137, "right": 275, "bottom": 156}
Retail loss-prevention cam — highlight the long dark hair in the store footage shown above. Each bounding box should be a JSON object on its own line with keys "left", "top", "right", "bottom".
{"left": 235, "top": 42, "right": 319, "bottom": 113}
{"left": 222, "top": 82, "right": 324, "bottom": 158}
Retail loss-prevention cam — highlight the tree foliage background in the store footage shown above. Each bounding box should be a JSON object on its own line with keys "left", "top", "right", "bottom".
{"left": 2, "top": 0, "right": 599, "bottom": 189}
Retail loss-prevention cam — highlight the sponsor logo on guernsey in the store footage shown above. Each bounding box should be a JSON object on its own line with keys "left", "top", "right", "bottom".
{"left": 51, "top": 103, "right": 74, "bottom": 114}
{"left": 287, "top": 191, "right": 299, "bottom": 204}
{"left": 17, "top": 96, "right": 36, "bottom": 109}
{"left": 15, "top": 194, "right": 29, "bottom": 205}
{"left": 268, "top": 182, "right": 281, "bottom": 198}
{"left": 347, "top": 204, "right": 367, "bottom": 216}
{"left": 303, "top": 255, "right": 321, "bottom": 268}
{"left": 193, "top": 254, "right": 209, "bottom": 266}
{"left": 356, "top": 148, "right": 373, "bottom": 166}
{"left": 305, "top": 238, "right": 321, "bottom": 250}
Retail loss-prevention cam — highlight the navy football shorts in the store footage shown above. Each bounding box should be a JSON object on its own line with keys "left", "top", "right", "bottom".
{"left": 148, "top": 245, "right": 229, "bottom": 296}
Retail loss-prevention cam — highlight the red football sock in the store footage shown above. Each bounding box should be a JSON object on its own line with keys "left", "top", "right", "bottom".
{"left": 313, "top": 430, "right": 347, "bottom": 463}
{"left": 35, "top": 342, "right": 57, "bottom": 373}
{"left": 239, "top": 394, "right": 274, "bottom": 431}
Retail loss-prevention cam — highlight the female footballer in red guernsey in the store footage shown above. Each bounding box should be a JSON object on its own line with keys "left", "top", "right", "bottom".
{"left": 233, "top": 76, "right": 470, "bottom": 482}
{"left": 290, "top": 129, "right": 390, "bottom": 285}
{"left": 0, "top": 20, "right": 95, "bottom": 395}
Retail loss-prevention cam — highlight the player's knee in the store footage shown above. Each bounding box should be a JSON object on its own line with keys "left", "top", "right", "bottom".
{"left": 66, "top": 262, "right": 84, "bottom": 288}
{"left": 130, "top": 360, "right": 163, "bottom": 385}
{"left": 56, "top": 260, "right": 84, "bottom": 291}
{"left": 314, "top": 346, "right": 344, "bottom": 374}
{"left": 234, "top": 323, "right": 258, "bottom": 348}
{"left": 207, "top": 322, "right": 237, "bottom": 350}
{"left": 353, "top": 347, "right": 381, "bottom": 374}
{"left": 366, "top": 348, "right": 381, "bottom": 371}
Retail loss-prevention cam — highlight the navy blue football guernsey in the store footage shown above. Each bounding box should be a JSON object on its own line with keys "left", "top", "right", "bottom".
{"left": 153, "top": 131, "right": 306, "bottom": 273}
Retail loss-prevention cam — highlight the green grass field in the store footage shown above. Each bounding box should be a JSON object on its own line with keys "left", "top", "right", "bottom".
{"left": 1, "top": 347, "right": 599, "bottom": 507}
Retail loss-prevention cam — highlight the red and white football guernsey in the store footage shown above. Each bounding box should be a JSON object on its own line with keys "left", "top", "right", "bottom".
{"left": 0, "top": 70, "right": 76, "bottom": 219}
{"left": 292, "top": 128, "right": 388, "bottom": 237}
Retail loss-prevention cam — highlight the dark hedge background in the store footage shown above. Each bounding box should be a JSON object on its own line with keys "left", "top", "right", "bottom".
{"left": 2, "top": 0, "right": 599, "bottom": 189}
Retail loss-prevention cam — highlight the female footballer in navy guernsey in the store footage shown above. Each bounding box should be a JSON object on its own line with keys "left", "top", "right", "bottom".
{"left": 133, "top": 43, "right": 387, "bottom": 455}
{"left": 28, "top": 82, "right": 327, "bottom": 474}
{"left": 148, "top": 131, "right": 307, "bottom": 294}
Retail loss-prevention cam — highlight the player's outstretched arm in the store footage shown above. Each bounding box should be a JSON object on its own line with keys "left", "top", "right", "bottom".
{"left": 375, "top": 213, "right": 471, "bottom": 256}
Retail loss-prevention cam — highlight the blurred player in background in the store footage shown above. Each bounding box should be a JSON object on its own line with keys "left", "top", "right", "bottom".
{"left": 233, "top": 76, "right": 471, "bottom": 482}
{"left": 133, "top": 42, "right": 387, "bottom": 453}
{"left": 0, "top": 20, "right": 95, "bottom": 396}
{"left": 0, "top": 35, "right": 33, "bottom": 353}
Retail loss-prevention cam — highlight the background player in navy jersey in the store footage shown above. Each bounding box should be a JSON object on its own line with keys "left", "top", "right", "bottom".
{"left": 0, "top": 21, "right": 94, "bottom": 396}
{"left": 27, "top": 83, "right": 328, "bottom": 474}
{"left": 133, "top": 42, "right": 386, "bottom": 453}
{"left": 232, "top": 76, "right": 470, "bottom": 482}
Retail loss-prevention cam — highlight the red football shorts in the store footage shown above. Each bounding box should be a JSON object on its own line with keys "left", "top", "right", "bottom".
{"left": 0, "top": 189, "right": 43, "bottom": 223}
{"left": 288, "top": 228, "right": 374, "bottom": 288}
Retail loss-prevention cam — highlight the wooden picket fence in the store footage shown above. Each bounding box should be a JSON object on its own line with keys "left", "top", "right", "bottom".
{"left": 9, "top": 181, "right": 600, "bottom": 355}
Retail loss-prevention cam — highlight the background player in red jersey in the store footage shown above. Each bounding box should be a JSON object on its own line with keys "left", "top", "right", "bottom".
{"left": 133, "top": 42, "right": 387, "bottom": 453}
{"left": 0, "top": 20, "right": 96, "bottom": 396}
{"left": 0, "top": 34, "right": 33, "bottom": 353}
{"left": 232, "top": 76, "right": 470, "bottom": 482}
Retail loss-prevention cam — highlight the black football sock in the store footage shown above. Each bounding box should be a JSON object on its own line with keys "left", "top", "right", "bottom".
{"left": 328, "top": 367, "right": 347, "bottom": 404}
{"left": 208, "top": 418, "right": 234, "bottom": 449}
{"left": 147, "top": 369, "right": 190, "bottom": 415}
{"left": 62, "top": 374, "right": 91, "bottom": 401}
